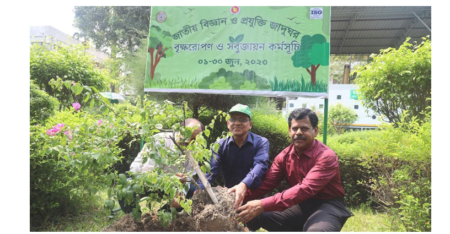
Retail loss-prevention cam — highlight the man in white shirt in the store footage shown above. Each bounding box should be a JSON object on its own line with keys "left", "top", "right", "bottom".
{"left": 119, "top": 118, "right": 203, "bottom": 214}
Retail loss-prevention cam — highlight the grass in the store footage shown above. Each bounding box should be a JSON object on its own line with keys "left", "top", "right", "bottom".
{"left": 33, "top": 196, "right": 403, "bottom": 232}
{"left": 255, "top": 203, "right": 403, "bottom": 232}
{"left": 342, "top": 203, "right": 405, "bottom": 232}
{"left": 146, "top": 76, "right": 201, "bottom": 89}
{"left": 269, "top": 75, "right": 328, "bottom": 92}
{"left": 30, "top": 190, "right": 125, "bottom": 232}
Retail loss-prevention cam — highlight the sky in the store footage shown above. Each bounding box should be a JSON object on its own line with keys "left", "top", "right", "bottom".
{"left": 30, "top": 5, "right": 79, "bottom": 36}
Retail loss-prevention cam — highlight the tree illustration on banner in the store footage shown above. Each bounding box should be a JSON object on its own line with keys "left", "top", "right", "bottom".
{"left": 291, "top": 34, "right": 329, "bottom": 85}
{"left": 147, "top": 26, "right": 174, "bottom": 79}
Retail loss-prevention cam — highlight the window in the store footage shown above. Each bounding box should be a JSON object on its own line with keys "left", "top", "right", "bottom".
{"left": 289, "top": 103, "right": 294, "bottom": 108}
{"left": 354, "top": 105, "right": 359, "bottom": 110}
{"left": 319, "top": 104, "right": 324, "bottom": 109}
{"left": 337, "top": 95, "right": 341, "bottom": 100}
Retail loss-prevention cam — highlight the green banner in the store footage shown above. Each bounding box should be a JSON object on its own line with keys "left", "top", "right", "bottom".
{"left": 145, "top": 6, "right": 330, "bottom": 97}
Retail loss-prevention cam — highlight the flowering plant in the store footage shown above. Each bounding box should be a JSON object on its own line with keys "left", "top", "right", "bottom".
{"left": 72, "top": 102, "right": 81, "bottom": 111}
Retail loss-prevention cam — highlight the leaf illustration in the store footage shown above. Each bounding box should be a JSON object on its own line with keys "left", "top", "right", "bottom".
{"left": 229, "top": 36, "right": 235, "bottom": 42}
{"left": 235, "top": 34, "right": 244, "bottom": 42}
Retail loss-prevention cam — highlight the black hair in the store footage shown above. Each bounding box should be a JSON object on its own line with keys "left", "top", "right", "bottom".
{"left": 288, "top": 108, "right": 319, "bottom": 128}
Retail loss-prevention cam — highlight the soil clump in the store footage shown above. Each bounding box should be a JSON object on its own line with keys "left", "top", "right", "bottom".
{"left": 103, "top": 187, "right": 249, "bottom": 232}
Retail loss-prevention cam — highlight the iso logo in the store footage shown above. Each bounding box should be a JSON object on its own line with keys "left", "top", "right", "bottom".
{"left": 310, "top": 7, "right": 323, "bottom": 19}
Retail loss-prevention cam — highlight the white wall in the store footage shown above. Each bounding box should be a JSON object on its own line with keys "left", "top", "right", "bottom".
{"left": 283, "top": 84, "right": 383, "bottom": 126}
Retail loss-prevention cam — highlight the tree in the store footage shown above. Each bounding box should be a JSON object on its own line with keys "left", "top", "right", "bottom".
{"left": 353, "top": 36, "right": 431, "bottom": 123}
{"left": 74, "top": 6, "right": 151, "bottom": 91}
{"left": 291, "top": 34, "right": 329, "bottom": 85}
{"left": 73, "top": 6, "right": 151, "bottom": 54}
{"left": 328, "top": 103, "right": 358, "bottom": 134}
{"left": 147, "top": 26, "right": 174, "bottom": 80}
{"left": 30, "top": 42, "right": 110, "bottom": 109}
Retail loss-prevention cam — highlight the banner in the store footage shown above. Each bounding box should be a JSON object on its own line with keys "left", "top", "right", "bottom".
{"left": 145, "top": 6, "right": 330, "bottom": 97}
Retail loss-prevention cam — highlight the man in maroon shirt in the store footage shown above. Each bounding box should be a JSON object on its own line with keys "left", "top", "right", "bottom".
{"left": 232, "top": 108, "right": 353, "bottom": 231}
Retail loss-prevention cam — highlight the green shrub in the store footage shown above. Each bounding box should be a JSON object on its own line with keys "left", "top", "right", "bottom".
{"left": 30, "top": 82, "right": 60, "bottom": 124}
{"left": 30, "top": 41, "right": 111, "bottom": 109}
{"left": 30, "top": 108, "right": 126, "bottom": 225}
{"left": 327, "top": 131, "right": 381, "bottom": 207}
{"left": 357, "top": 111, "right": 431, "bottom": 231}
{"left": 251, "top": 111, "right": 290, "bottom": 162}
{"left": 331, "top": 110, "right": 431, "bottom": 231}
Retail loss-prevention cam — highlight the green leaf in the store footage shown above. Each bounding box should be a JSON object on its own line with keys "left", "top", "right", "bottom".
{"left": 204, "top": 129, "right": 210, "bottom": 137}
{"left": 90, "top": 99, "right": 95, "bottom": 108}
{"left": 235, "top": 34, "right": 244, "bottom": 42}
{"left": 229, "top": 36, "right": 235, "bottom": 42}
{"left": 100, "top": 105, "right": 108, "bottom": 114}
{"left": 91, "top": 86, "right": 99, "bottom": 93}
{"left": 71, "top": 84, "right": 83, "bottom": 95}
{"left": 119, "top": 174, "right": 128, "bottom": 186}
{"left": 83, "top": 92, "right": 91, "bottom": 102}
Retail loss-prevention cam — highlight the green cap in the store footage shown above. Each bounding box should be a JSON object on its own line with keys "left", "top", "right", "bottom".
{"left": 229, "top": 104, "right": 252, "bottom": 119}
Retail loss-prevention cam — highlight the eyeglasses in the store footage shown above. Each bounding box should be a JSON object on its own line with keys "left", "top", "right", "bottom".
{"left": 229, "top": 117, "right": 250, "bottom": 123}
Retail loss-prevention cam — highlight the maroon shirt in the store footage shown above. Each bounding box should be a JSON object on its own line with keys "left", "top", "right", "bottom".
{"left": 244, "top": 139, "right": 345, "bottom": 212}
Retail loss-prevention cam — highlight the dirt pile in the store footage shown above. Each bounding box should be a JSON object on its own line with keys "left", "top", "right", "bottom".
{"left": 103, "top": 187, "right": 248, "bottom": 232}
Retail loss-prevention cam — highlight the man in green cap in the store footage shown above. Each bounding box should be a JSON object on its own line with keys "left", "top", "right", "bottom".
{"left": 197, "top": 104, "right": 270, "bottom": 210}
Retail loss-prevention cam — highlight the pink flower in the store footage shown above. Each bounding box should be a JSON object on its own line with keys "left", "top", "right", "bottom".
{"left": 64, "top": 130, "right": 73, "bottom": 140}
{"left": 72, "top": 81, "right": 76, "bottom": 85}
{"left": 72, "top": 102, "right": 81, "bottom": 111}
{"left": 46, "top": 129, "right": 56, "bottom": 136}
{"left": 51, "top": 126, "right": 60, "bottom": 132}
{"left": 56, "top": 123, "right": 65, "bottom": 128}
{"left": 97, "top": 119, "right": 103, "bottom": 125}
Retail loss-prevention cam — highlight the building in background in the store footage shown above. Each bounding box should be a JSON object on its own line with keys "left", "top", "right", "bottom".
{"left": 30, "top": 26, "right": 108, "bottom": 63}
{"left": 283, "top": 83, "right": 382, "bottom": 131}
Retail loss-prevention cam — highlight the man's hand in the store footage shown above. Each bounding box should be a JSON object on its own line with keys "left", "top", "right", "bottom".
{"left": 235, "top": 200, "right": 264, "bottom": 224}
{"left": 175, "top": 173, "right": 187, "bottom": 184}
{"left": 228, "top": 182, "right": 248, "bottom": 210}
{"left": 170, "top": 197, "right": 182, "bottom": 208}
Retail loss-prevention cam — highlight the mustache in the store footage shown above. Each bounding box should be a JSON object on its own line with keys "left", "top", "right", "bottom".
{"left": 293, "top": 135, "right": 306, "bottom": 141}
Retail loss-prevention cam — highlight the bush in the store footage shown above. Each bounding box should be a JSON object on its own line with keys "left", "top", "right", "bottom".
{"left": 30, "top": 107, "right": 126, "bottom": 225}
{"left": 327, "top": 131, "right": 382, "bottom": 207}
{"left": 251, "top": 110, "right": 290, "bottom": 162}
{"left": 30, "top": 82, "right": 60, "bottom": 124}
{"left": 358, "top": 111, "right": 431, "bottom": 231}
{"left": 329, "top": 110, "right": 431, "bottom": 231}
{"left": 30, "top": 41, "right": 111, "bottom": 109}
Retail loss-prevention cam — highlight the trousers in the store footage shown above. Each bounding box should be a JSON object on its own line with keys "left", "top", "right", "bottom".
{"left": 247, "top": 198, "right": 353, "bottom": 232}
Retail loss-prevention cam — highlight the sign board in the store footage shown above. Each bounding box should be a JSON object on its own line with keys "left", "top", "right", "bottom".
{"left": 350, "top": 89, "right": 359, "bottom": 100}
{"left": 145, "top": 6, "right": 331, "bottom": 97}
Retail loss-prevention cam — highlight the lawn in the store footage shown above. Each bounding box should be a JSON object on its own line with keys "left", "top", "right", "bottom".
{"left": 32, "top": 197, "right": 403, "bottom": 232}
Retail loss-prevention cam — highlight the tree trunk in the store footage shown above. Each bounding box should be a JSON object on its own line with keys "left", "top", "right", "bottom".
{"left": 149, "top": 47, "right": 155, "bottom": 79}
{"left": 306, "top": 64, "right": 321, "bottom": 86}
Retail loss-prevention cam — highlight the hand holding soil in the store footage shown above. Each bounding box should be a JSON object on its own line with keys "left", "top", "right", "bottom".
{"left": 104, "top": 187, "right": 249, "bottom": 231}
{"left": 236, "top": 200, "right": 264, "bottom": 224}
{"left": 228, "top": 182, "right": 248, "bottom": 210}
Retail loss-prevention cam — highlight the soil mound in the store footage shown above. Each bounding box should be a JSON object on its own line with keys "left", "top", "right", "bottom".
{"left": 103, "top": 187, "right": 248, "bottom": 232}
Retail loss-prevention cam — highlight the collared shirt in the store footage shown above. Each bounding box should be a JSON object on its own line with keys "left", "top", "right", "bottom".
{"left": 244, "top": 139, "right": 345, "bottom": 212}
{"left": 197, "top": 131, "right": 270, "bottom": 189}
{"left": 129, "top": 132, "right": 195, "bottom": 195}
